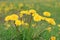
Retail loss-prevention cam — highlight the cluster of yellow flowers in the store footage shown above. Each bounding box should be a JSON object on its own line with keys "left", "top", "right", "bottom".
{"left": 5, "top": 9, "right": 56, "bottom": 26}
{"left": 4, "top": 14, "right": 29, "bottom": 26}
{"left": 45, "top": 18, "right": 56, "bottom": 25}
{"left": 5, "top": 14, "right": 19, "bottom": 21}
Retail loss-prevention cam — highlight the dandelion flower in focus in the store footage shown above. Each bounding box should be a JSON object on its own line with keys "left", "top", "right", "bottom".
{"left": 43, "top": 12, "right": 51, "bottom": 17}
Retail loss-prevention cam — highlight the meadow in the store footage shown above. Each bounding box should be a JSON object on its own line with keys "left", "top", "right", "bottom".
{"left": 0, "top": 0, "right": 60, "bottom": 40}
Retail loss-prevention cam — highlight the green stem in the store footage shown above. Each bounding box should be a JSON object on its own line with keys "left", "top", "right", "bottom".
{"left": 27, "top": 15, "right": 32, "bottom": 40}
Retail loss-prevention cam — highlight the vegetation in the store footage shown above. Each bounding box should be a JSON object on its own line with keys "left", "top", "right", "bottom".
{"left": 0, "top": 0, "right": 60, "bottom": 40}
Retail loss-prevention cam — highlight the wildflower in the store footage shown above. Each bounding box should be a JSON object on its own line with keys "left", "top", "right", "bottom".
{"left": 46, "top": 27, "right": 51, "bottom": 32}
{"left": 32, "top": 13, "right": 45, "bottom": 20}
{"left": 45, "top": 18, "right": 56, "bottom": 25}
{"left": 50, "top": 36, "right": 56, "bottom": 40}
{"left": 20, "top": 11, "right": 26, "bottom": 17}
{"left": 41, "top": 16, "right": 46, "bottom": 20}
{"left": 20, "top": 10, "right": 29, "bottom": 15}
{"left": 24, "top": 23, "right": 29, "bottom": 26}
{"left": 32, "top": 13, "right": 38, "bottom": 16}
{"left": 15, "top": 20, "right": 22, "bottom": 26}
{"left": 29, "top": 9, "right": 36, "bottom": 14}
{"left": 33, "top": 14, "right": 42, "bottom": 22}
{"left": 5, "top": 16, "right": 11, "bottom": 21}
{"left": 32, "top": 23, "right": 36, "bottom": 27}
{"left": 57, "top": 24, "right": 60, "bottom": 27}
{"left": 10, "top": 14, "right": 19, "bottom": 21}
{"left": 43, "top": 12, "right": 51, "bottom": 17}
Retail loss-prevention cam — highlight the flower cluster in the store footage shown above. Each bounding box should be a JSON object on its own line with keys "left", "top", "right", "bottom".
{"left": 5, "top": 9, "right": 56, "bottom": 27}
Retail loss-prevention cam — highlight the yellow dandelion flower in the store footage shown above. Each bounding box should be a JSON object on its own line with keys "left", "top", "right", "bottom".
{"left": 15, "top": 20, "right": 22, "bottom": 26}
{"left": 10, "top": 14, "right": 18, "bottom": 21}
{"left": 20, "top": 10, "right": 29, "bottom": 15}
{"left": 50, "top": 36, "right": 56, "bottom": 40}
{"left": 46, "top": 27, "right": 51, "bottom": 32}
{"left": 45, "top": 18, "right": 56, "bottom": 25}
{"left": 5, "top": 16, "right": 11, "bottom": 21}
{"left": 32, "top": 13, "right": 38, "bottom": 16}
{"left": 41, "top": 17, "right": 46, "bottom": 20}
{"left": 33, "top": 14, "right": 42, "bottom": 22}
{"left": 32, "top": 13, "right": 45, "bottom": 20}
{"left": 43, "top": 12, "right": 51, "bottom": 17}
{"left": 29, "top": 9, "right": 36, "bottom": 14}
{"left": 20, "top": 11, "right": 26, "bottom": 14}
